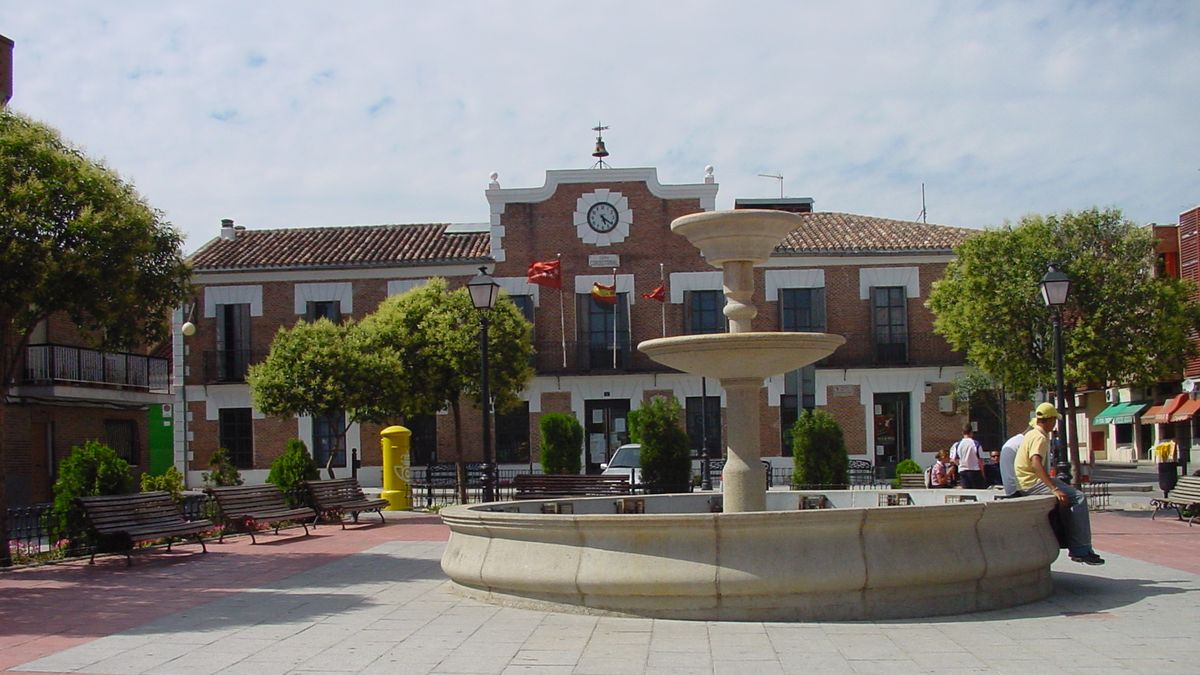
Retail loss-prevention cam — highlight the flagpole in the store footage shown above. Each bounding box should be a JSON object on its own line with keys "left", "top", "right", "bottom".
{"left": 611, "top": 267, "right": 618, "bottom": 369}
{"left": 659, "top": 262, "right": 666, "bottom": 338}
{"left": 557, "top": 253, "right": 566, "bottom": 368}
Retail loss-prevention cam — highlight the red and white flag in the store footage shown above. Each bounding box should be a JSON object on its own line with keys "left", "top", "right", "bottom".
{"left": 527, "top": 259, "right": 561, "bottom": 288}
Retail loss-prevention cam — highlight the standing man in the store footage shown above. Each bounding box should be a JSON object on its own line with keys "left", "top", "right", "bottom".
{"left": 951, "top": 422, "right": 986, "bottom": 489}
{"left": 1016, "top": 403, "right": 1104, "bottom": 565}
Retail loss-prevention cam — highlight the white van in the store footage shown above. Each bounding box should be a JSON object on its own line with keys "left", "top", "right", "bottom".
{"left": 600, "top": 443, "right": 641, "bottom": 485}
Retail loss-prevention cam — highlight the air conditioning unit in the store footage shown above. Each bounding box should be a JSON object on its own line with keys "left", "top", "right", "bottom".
{"left": 937, "top": 395, "right": 954, "bottom": 414}
{"left": 1105, "top": 389, "right": 1117, "bottom": 403}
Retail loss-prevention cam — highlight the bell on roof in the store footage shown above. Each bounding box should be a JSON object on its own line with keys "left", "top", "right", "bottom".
{"left": 592, "top": 139, "right": 608, "bottom": 159}
{"left": 591, "top": 122, "right": 610, "bottom": 169}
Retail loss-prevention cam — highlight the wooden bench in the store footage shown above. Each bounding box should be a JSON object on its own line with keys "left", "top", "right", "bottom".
{"left": 1151, "top": 475, "right": 1200, "bottom": 526}
{"left": 76, "top": 491, "right": 213, "bottom": 566}
{"left": 206, "top": 484, "right": 315, "bottom": 543}
{"left": 512, "top": 474, "right": 631, "bottom": 500}
{"left": 303, "top": 478, "right": 389, "bottom": 528}
{"left": 898, "top": 473, "right": 926, "bottom": 489}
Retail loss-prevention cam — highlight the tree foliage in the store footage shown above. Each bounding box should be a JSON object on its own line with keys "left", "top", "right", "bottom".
{"left": 539, "top": 412, "right": 583, "bottom": 475}
{"left": 928, "top": 208, "right": 1200, "bottom": 397}
{"left": 636, "top": 396, "right": 692, "bottom": 493}
{"left": 790, "top": 409, "right": 848, "bottom": 487}
{"left": 202, "top": 447, "right": 244, "bottom": 487}
{"left": 266, "top": 439, "right": 319, "bottom": 502}
{"left": 0, "top": 109, "right": 191, "bottom": 384}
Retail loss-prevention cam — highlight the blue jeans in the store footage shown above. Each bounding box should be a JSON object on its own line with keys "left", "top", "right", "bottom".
{"left": 1023, "top": 478, "right": 1094, "bottom": 557}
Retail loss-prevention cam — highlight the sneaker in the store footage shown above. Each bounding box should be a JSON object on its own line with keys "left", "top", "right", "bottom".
{"left": 1070, "top": 552, "right": 1105, "bottom": 565}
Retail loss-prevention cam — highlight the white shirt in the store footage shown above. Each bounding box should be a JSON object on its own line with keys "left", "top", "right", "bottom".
{"left": 952, "top": 436, "right": 984, "bottom": 471}
{"left": 999, "top": 433, "right": 1023, "bottom": 496}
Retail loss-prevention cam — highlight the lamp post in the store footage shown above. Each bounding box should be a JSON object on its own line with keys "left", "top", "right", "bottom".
{"left": 467, "top": 266, "right": 501, "bottom": 502}
{"left": 180, "top": 305, "right": 197, "bottom": 489}
{"left": 1039, "top": 263, "right": 1072, "bottom": 483}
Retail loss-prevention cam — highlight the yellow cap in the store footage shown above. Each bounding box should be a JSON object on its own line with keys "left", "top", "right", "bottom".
{"left": 1035, "top": 402, "right": 1059, "bottom": 419}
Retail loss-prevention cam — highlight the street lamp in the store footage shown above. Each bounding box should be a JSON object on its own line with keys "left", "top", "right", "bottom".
{"left": 1040, "top": 263, "right": 1072, "bottom": 483}
{"left": 467, "top": 266, "right": 501, "bottom": 502}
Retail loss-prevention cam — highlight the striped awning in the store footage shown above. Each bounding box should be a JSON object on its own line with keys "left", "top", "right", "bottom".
{"left": 1092, "top": 401, "right": 1150, "bottom": 426}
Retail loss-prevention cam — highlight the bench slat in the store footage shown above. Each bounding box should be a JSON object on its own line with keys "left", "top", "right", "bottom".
{"left": 303, "top": 479, "right": 388, "bottom": 529}
{"left": 77, "top": 491, "right": 212, "bottom": 565}
{"left": 207, "top": 484, "right": 315, "bottom": 543}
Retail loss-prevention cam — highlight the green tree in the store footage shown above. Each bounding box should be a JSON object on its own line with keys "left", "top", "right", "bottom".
{"left": 0, "top": 110, "right": 191, "bottom": 565}
{"left": 928, "top": 208, "right": 1200, "bottom": 399}
{"left": 539, "top": 413, "right": 583, "bottom": 475}
{"left": 51, "top": 440, "right": 135, "bottom": 539}
{"left": 141, "top": 466, "right": 186, "bottom": 503}
{"left": 636, "top": 397, "right": 692, "bottom": 493}
{"left": 791, "top": 409, "right": 848, "bottom": 487}
{"left": 202, "top": 447, "right": 244, "bottom": 487}
{"left": 357, "top": 278, "right": 534, "bottom": 501}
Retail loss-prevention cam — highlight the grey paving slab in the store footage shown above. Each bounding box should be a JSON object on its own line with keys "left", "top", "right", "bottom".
{"left": 12, "top": 538, "right": 1200, "bottom": 674}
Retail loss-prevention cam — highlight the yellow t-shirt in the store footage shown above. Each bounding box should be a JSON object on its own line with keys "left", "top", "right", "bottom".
{"left": 1014, "top": 425, "right": 1051, "bottom": 491}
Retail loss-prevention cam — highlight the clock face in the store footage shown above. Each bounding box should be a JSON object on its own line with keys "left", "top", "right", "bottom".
{"left": 587, "top": 202, "right": 620, "bottom": 233}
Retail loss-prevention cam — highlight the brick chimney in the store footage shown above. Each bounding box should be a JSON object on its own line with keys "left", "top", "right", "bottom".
{"left": 1, "top": 34, "right": 13, "bottom": 107}
{"left": 220, "top": 218, "right": 237, "bottom": 241}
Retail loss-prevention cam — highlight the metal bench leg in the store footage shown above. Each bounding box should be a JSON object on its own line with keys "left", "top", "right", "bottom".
{"left": 300, "top": 521, "right": 310, "bottom": 537}
{"left": 196, "top": 535, "right": 207, "bottom": 553}
{"left": 376, "top": 510, "right": 385, "bottom": 524}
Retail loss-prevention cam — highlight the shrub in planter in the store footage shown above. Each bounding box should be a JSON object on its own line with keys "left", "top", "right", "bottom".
{"left": 638, "top": 397, "right": 692, "bottom": 493}
{"left": 891, "top": 458, "right": 924, "bottom": 489}
{"left": 267, "top": 438, "right": 319, "bottom": 505}
{"left": 51, "top": 440, "right": 135, "bottom": 540}
{"left": 203, "top": 447, "right": 244, "bottom": 487}
{"left": 790, "top": 409, "right": 848, "bottom": 488}
{"left": 540, "top": 413, "right": 583, "bottom": 475}
{"left": 140, "top": 466, "right": 186, "bottom": 502}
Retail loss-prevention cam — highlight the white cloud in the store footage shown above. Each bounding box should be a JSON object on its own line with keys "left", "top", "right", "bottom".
{"left": 5, "top": 0, "right": 1198, "bottom": 251}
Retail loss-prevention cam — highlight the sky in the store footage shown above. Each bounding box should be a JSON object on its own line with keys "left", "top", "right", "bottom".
{"left": 5, "top": 1, "right": 1199, "bottom": 253}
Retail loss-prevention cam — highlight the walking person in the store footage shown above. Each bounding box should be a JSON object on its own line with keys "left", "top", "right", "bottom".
{"left": 1015, "top": 403, "right": 1104, "bottom": 565}
{"left": 950, "top": 422, "right": 986, "bottom": 489}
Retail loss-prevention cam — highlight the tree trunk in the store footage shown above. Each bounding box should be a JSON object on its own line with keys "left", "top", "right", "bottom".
{"left": 0, "top": 398, "right": 10, "bottom": 567}
{"left": 451, "top": 400, "right": 467, "bottom": 503}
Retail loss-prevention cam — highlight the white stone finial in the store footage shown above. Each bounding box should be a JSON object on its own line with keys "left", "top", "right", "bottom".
{"left": 488, "top": 172, "right": 500, "bottom": 189}
{"left": 704, "top": 165, "right": 715, "bottom": 184}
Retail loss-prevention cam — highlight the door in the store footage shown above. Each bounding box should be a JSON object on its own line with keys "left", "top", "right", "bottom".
{"left": 584, "top": 399, "right": 631, "bottom": 474}
{"left": 873, "top": 393, "right": 910, "bottom": 478}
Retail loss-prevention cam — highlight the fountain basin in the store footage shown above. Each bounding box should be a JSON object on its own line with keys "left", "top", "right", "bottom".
{"left": 440, "top": 491, "right": 1059, "bottom": 621}
{"left": 671, "top": 209, "right": 804, "bottom": 266}
{"left": 638, "top": 332, "right": 846, "bottom": 380}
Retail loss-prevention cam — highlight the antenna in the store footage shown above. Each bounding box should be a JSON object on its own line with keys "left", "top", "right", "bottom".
{"left": 758, "top": 172, "right": 783, "bottom": 198}
{"left": 916, "top": 183, "right": 927, "bottom": 223}
{"left": 591, "top": 122, "right": 610, "bottom": 169}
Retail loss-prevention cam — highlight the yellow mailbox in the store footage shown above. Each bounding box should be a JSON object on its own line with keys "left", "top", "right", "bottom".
{"left": 380, "top": 425, "right": 412, "bottom": 510}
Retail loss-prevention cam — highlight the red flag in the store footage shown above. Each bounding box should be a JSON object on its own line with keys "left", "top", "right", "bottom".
{"left": 527, "top": 259, "right": 561, "bottom": 288}
{"left": 641, "top": 282, "right": 666, "bottom": 302}
{"left": 591, "top": 281, "right": 617, "bottom": 305}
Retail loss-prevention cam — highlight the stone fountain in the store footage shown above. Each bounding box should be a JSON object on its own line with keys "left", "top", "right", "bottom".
{"left": 439, "top": 210, "right": 1060, "bottom": 621}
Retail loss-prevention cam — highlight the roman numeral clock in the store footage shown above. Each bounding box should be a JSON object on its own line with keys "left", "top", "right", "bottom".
{"left": 574, "top": 189, "right": 633, "bottom": 246}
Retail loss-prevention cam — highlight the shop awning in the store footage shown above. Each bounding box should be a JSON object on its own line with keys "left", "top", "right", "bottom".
{"left": 1092, "top": 401, "right": 1151, "bottom": 426}
{"left": 1140, "top": 394, "right": 1189, "bottom": 425}
{"left": 1171, "top": 397, "right": 1200, "bottom": 423}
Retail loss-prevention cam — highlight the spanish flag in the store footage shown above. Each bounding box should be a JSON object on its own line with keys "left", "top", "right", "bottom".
{"left": 591, "top": 281, "right": 617, "bottom": 305}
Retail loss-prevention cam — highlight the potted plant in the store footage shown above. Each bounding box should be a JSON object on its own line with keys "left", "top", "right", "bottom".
{"left": 1154, "top": 440, "right": 1179, "bottom": 497}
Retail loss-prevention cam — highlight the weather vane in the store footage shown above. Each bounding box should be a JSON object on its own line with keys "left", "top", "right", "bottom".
{"left": 591, "top": 122, "right": 610, "bottom": 169}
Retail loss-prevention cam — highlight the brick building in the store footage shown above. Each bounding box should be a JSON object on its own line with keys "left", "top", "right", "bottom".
{"left": 182, "top": 166, "right": 1023, "bottom": 487}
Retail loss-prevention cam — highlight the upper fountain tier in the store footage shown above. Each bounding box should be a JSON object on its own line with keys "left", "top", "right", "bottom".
{"left": 671, "top": 209, "right": 804, "bottom": 267}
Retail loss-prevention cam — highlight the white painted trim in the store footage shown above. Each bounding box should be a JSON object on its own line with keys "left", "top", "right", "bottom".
{"left": 668, "top": 271, "right": 723, "bottom": 304}
{"left": 496, "top": 277, "right": 540, "bottom": 307}
{"left": 574, "top": 189, "right": 634, "bottom": 247}
{"left": 204, "top": 285, "right": 262, "bottom": 317}
{"left": 294, "top": 282, "right": 354, "bottom": 315}
{"left": 574, "top": 274, "right": 637, "bottom": 304}
{"left": 761, "top": 254, "right": 953, "bottom": 268}
{"left": 859, "top": 267, "right": 920, "bottom": 300}
{"left": 765, "top": 269, "right": 825, "bottom": 301}
{"left": 192, "top": 262, "right": 482, "bottom": 285}
{"left": 203, "top": 385, "right": 265, "bottom": 420}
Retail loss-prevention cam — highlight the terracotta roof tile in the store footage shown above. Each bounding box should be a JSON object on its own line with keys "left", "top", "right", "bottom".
{"left": 776, "top": 212, "right": 976, "bottom": 255}
{"left": 189, "top": 223, "right": 490, "bottom": 271}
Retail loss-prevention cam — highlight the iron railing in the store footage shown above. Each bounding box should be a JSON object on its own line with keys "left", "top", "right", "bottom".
{"left": 201, "top": 350, "right": 268, "bottom": 383}
{"left": 23, "top": 344, "right": 170, "bottom": 392}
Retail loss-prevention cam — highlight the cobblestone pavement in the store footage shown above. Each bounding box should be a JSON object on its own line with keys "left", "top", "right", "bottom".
{"left": 3, "top": 510, "right": 1199, "bottom": 674}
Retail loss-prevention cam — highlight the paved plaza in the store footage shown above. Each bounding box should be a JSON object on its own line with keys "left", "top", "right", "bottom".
{"left": 2, "top": 508, "right": 1199, "bottom": 674}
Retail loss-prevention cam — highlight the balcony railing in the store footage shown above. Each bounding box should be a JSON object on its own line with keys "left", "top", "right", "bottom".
{"left": 202, "top": 350, "right": 268, "bottom": 383}
{"left": 22, "top": 343, "right": 169, "bottom": 392}
{"left": 533, "top": 341, "right": 675, "bottom": 375}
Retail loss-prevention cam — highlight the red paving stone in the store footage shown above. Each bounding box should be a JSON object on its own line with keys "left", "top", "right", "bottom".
{"left": 0, "top": 516, "right": 448, "bottom": 672}
{"left": 1091, "top": 509, "right": 1200, "bottom": 575}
